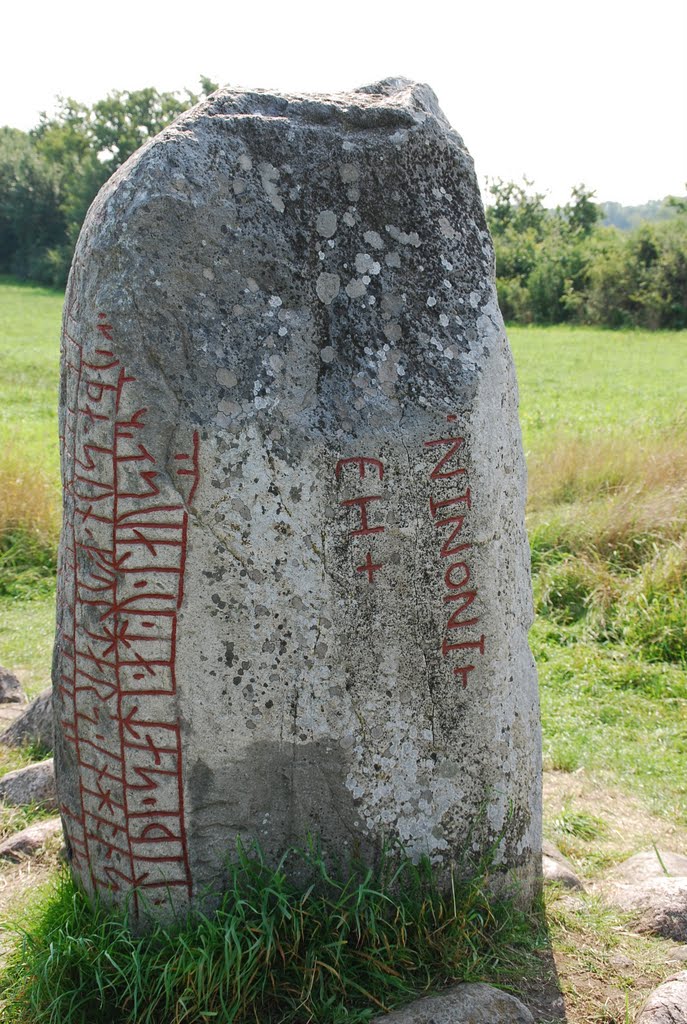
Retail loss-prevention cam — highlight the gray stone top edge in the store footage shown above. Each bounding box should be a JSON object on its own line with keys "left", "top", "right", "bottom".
{"left": 175, "top": 77, "right": 456, "bottom": 135}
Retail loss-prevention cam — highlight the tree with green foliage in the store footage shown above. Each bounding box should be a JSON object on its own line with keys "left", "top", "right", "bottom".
{"left": 0, "top": 79, "right": 218, "bottom": 288}
{"left": 583, "top": 214, "right": 687, "bottom": 328}
{"left": 487, "top": 179, "right": 687, "bottom": 328}
{"left": 486, "top": 180, "right": 601, "bottom": 323}
{"left": 0, "top": 127, "right": 66, "bottom": 281}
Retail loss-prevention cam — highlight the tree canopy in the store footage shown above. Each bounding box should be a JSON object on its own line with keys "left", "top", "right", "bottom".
{"left": 486, "top": 180, "right": 687, "bottom": 328}
{"left": 1, "top": 82, "right": 685, "bottom": 328}
{"left": 0, "top": 80, "right": 217, "bottom": 286}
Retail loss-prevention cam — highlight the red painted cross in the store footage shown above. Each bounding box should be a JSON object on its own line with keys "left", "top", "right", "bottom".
{"left": 356, "top": 551, "right": 383, "bottom": 583}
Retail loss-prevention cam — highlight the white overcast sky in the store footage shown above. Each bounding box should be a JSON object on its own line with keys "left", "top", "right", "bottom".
{"left": 4, "top": 0, "right": 685, "bottom": 206}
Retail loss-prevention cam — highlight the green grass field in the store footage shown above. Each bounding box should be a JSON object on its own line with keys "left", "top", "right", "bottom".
{"left": 0, "top": 277, "right": 61, "bottom": 471}
{"left": 1, "top": 279, "right": 686, "bottom": 1023}
{"left": 509, "top": 324, "right": 687, "bottom": 448}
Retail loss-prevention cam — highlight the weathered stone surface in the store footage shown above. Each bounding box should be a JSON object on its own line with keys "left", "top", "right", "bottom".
{"left": 0, "top": 817, "right": 63, "bottom": 861}
{"left": 602, "top": 877, "right": 687, "bottom": 940}
{"left": 637, "top": 971, "right": 687, "bottom": 1023}
{"left": 54, "top": 78, "right": 540, "bottom": 921}
{"left": 371, "top": 983, "right": 534, "bottom": 1023}
{"left": 606, "top": 850, "right": 687, "bottom": 884}
{"left": 599, "top": 851, "right": 687, "bottom": 940}
{"left": 543, "top": 854, "right": 584, "bottom": 890}
{"left": 0, "top": 759, "right": 56, "bottom": 809}
{"left": 0, "top": 688, "right": 53, "bottom": 750}
{"left": 0, "top": 667, "right": 25, "bottom": 704}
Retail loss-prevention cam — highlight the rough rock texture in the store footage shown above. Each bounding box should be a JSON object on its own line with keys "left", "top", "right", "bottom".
{"left": 0, "top": 759, "right": 57, "bottom": 809}
{"left": 0, "top": 704, "right": 26, "bottom": 730}
{"left": 0, "top": 667, "right": 25, "bottom": 704}
{"left": 54, "top": 79, "right": 540, "bottom": 920}
{"left": 606, "top": 850, "right": 687, "bottom": 884}
{"left": 637, "top": 971, "right": 687, "bottom": 1023}
{"left": 0, "top": 817, "right": 63, "bottom": 861}
{"left": 602, "top": 877, "right": 687, "bottom": 940}
{"left": 542, "top": 840, "right": 585, "bottom": 890}
{"left": 543, "top": 854, "right": 584, "bottom": 890}
{"left": 1, "top": 688, "right": 53, "bottom": 750}
{"left": 370, "top": 983, "right": 534, "bottom": 1022}
{"left": 599, "top": 850, "right": 687, "bottom": 940}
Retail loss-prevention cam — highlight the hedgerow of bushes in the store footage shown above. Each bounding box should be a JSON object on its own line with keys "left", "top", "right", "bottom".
{"left": 489, "top": 181, "right": 687, "bottom": 329}
{"left": 1, "top": 85, "right": 685, "bottom": 327}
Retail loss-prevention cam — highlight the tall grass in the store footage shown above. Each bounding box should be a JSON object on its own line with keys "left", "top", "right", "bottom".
{"left": 0, "top": 278, "right": 61, "bottom": 598}
{"left": 527, "top": 425, "right": 687, "bottom": 669}
{"left": 528, "top": 425, "right": 687, "bottom": 568}
{"left": 0, "top": 447, "right": 59, "bottom": 598}
{"left": 1, "top": 843, "right": 539, "bottom": 1024}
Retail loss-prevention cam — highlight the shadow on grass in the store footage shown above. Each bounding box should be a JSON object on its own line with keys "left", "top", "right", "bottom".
{"left": 518, "top": 902, "right": 567, "bottom": 1022}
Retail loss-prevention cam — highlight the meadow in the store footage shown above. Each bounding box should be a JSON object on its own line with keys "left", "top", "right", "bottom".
{"left": 0, "top": 279, "right": 686, "bottom": 1022}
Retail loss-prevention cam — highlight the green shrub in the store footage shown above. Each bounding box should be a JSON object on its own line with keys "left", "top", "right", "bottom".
{"left": 0, "top": 529, "right": 57, "bottom": 599}
{"left": 551, "top": 809, "right": 607, "bottom": 842}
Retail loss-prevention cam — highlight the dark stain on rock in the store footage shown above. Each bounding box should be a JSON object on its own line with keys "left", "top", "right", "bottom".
{"left": 223, "top": 641, "right": 235, "bottom": 668}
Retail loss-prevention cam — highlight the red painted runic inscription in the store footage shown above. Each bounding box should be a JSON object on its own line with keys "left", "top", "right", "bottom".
{"left": 335, "top": 457, "right": 385, "bottom": 583}
{"left": 57, "top": 305, "right": 197, "bottom": 913}
{"left": 425, "top": 418, "right": 485, "bottom": 688}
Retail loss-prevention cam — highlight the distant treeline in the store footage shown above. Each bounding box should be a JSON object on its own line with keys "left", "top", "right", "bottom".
{"left": 601, "top": 198, "right": 682, "bottom": 231}
{"left": 1, "top": 83, "right": 686, "bottom": 328}
{"left": 487, "top": 181, "right": 687, "bottom": 329}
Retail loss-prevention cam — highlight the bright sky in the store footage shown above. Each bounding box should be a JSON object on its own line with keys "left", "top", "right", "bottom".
{"left": 6, "top": 0, "right": 686, "bottom": 206}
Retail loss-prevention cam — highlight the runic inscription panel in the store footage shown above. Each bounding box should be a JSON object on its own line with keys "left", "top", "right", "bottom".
{"left": 55, "top": 306, "right": 198, "bottom": 915}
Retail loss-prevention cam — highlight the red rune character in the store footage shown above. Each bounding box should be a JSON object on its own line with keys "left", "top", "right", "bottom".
{"left": 356, "top": 551, "right": 383, "bottom": 583}
{"left": 429, "top": 488, "right": 471, "bottom": 519}
{"left": 115, "top": 408, "right": 147, "bottom": 439}
{"left": 424, "top": 437, "right": 467, "bottom": 480}
{"left": 444, "top": 590, "right": 479, "bottom": 630}
{"left": 335, "top": 457, "right": 384, "bottom": 481}
{"left": 96, "top": 313, "right": 114, "bottom": 341}
{"left": 444, "top": 561, "right": 471, "bottom": 591}
{"left": 173, "top": 431, "right": 200, "bottom": 503}
{"left": 85, "top": 349, "right": 119, "bottom": 371}
{"left": 442, "top": 634, "right": 485, "bottom": 657}
{"left": 429, "top": 491, "right": 472, "bottom": 558}
{"left": 117, "top": 444, "right": 155, "bottom": 464}
{"left": 339, "top": 495, "right": 384, "bottom": 538}
{"left": 454, "top": 664, "right": 475, "bottom": 689}
{"left": 85, "top": 380, "right": 117, "bottom": 403}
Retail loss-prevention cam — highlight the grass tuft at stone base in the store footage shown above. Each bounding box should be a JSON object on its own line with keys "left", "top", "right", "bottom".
{"left": 0, "top": 841, "right": 544, "bottom": 1024}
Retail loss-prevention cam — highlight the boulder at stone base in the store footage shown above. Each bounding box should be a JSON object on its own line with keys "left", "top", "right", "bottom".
{"left": 637, "top": 970, "right": 687, "bottom": 1023}
{"left": 598, "top": 849, "right": 687, "bottom": 941}
{"left": 0, "top": 758, "right": 57, "bottom": 810}
{"left": 0, "top": 817, "right": 63, "bottom": 861}
{"left": 542, "top": 840, "right": 584, "bottom": 890}
{"left": 0, "top": 667, "right": 26, "bottom": 704}
{"left": 370, "top": 983, "right": 534, "bottom": 1023}
{"left": 1, "top": 688, "right": 53, "bottom": 751}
